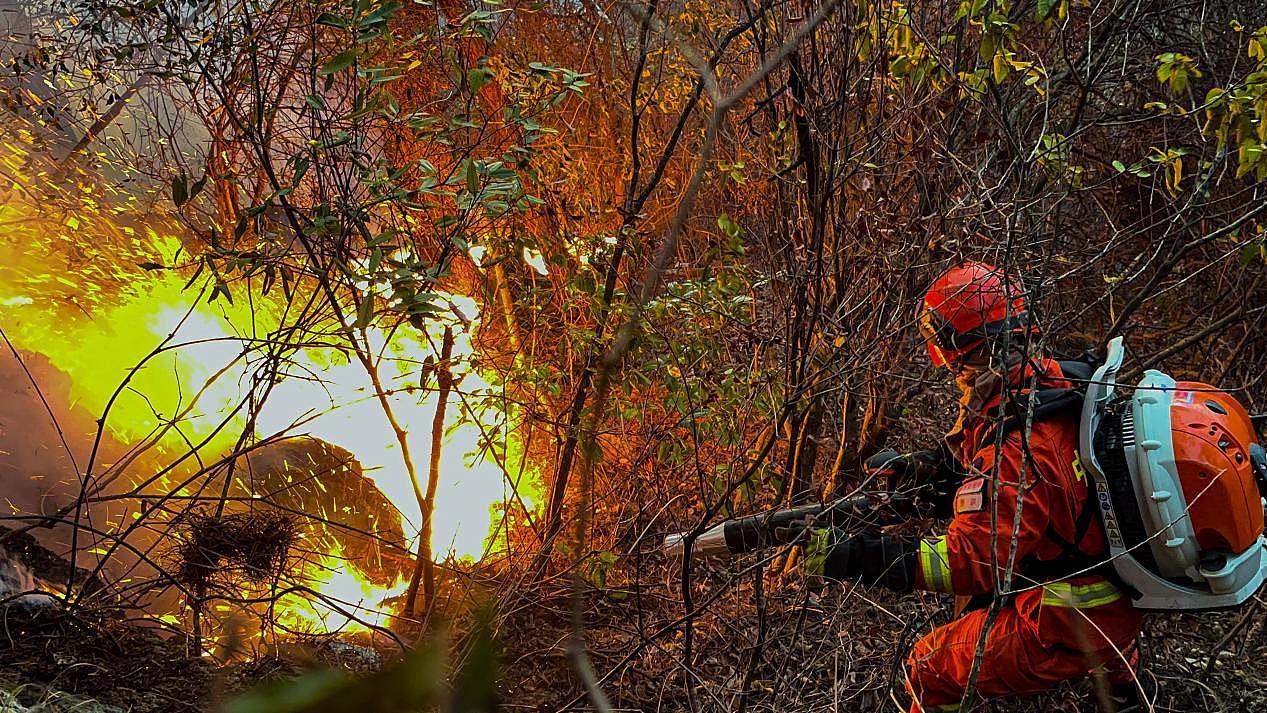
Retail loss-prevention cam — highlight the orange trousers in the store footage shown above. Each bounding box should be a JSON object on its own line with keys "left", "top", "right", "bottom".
{"left": 905, "top": 595, "right": 1141, "bottom": 711}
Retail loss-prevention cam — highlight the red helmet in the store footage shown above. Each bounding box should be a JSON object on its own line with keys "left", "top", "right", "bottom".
{"left": 918, "top": 262, "right": 1036, "bottom": 367}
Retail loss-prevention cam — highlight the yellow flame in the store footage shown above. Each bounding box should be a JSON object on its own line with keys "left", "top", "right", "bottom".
{"left": 0, "top": 131, "right": 539, "bottom": 633}
{"left": 276, "top": 547, "right": 408, "bottom": 634}
{"left": 249, "top": 295, "right": 536, "bottom": 562}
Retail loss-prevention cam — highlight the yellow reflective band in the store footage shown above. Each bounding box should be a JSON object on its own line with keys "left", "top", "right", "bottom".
{"left": 918, "top": 537, "right": 954, "bottom": 593}
{"left": 1071, "top": 451, "right": 1087, "bottom": 482}
{"left": 1041, "top": 580, "right": 1122, "bottom": 609}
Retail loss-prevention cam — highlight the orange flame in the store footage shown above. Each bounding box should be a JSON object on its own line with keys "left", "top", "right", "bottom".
{"left": 0, "top": 134, "right": 539, "bottom": 634}
{"left": 277, "top": 546, "right": 409, "bottom": 634}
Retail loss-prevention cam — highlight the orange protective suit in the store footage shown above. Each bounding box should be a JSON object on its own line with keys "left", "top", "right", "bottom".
{"left": 906, "top": 359, "right": 1142, "bottom": 711}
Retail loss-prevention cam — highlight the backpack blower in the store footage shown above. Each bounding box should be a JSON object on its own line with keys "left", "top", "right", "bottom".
{"left": 1081, "top": 337, "right": 1267, "bottom": 609}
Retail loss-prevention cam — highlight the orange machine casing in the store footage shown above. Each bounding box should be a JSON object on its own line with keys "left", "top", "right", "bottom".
{"left": 1171, "top": 382, "right": 1264, "bottom": 554}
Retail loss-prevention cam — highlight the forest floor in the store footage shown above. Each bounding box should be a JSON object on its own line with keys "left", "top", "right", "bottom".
{"left": 499, "top": 559, "right": 1267, "bottom": 713}
{"left": 3, "top": 557, "right": 1266, "bottom": 713}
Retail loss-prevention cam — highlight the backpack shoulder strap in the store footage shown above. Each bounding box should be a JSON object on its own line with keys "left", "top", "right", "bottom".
{"left": 989, "top": 388, "right": 1084, "bottom": 440}
{"left": 1056, "top": 358, "right": 1095, "bottom": 384}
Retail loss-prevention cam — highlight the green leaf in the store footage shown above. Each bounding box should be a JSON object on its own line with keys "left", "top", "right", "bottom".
{"left": 208, "top": 282, "right": 233, "bottom": 305}
{"left": 226, "top": 671, "right": 346, "bottom": 713}
{"left": 320, "top": 49, "right": 358, "bottom": 75}
{"left": 1112, "top": 160, "right": 1126, "bottom": 172}
{"left": 467, "top": 67, "right": 493, "bottom": 92}
{"left": 716, "top": 213, "right": 741, "bottom": 240}
{"left": 1239, "top": 241, "right": 1264, "bottom": 266}
{"left": 465, "top": 159, "right": 479, "bottom": 193}
{"left": 1036, "top": 0, "right": 1057, "bottom": 20}
{"left": 1172, "top": 69, "right": 1189, "bottom": 93}
{"left": 379, "top": 90, "right": 399, "bottom": 117}
{"left": 292, "top": 157, "right": 310, "bottom": 185}
{"left": 314, "top": 12, "right": 348, "bottom": 27}
{"left": 362, "top": 1, "right": 402, "bottom": 26}
{"left": 189, "top": 174, "right": 208, "bottom": 202}
{"left": 354, "top": 296, "right": 374, "bottom": 328}
{"left": 171, "top": 173, "right": 188, "bottom": 206}
{"left": 450, "top": 607, "right": 499, "bottom": 713}
{"left": 978, "top": 32, "right": 997, "bottom": 63}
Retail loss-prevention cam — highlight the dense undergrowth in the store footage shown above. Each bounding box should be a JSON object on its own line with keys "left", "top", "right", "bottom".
{"left": 1, "top": 0, "right": 1266, "bottom": 709}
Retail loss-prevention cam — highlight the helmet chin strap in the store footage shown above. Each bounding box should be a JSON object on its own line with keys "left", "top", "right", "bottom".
{"left": 951, "top": 339, "right": 1036, "bottom": 404}
{"left": 950, "top": 343, "right": 993, "bottom": 378}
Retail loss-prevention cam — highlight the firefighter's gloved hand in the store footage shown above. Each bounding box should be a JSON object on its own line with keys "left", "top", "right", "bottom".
{"left": 865, "top": 445, "right": 962, "bottom": 517}
{"left": 864, "top": 450, "right": 905, "bottom": 491}
{"left": 789, "top": 527, "right": 918, "bottom": 592}
{"left": 801, "top": 525, "right": 857, "bottom": 581}
{"left": 865, "top": 448, "right": 948, "bottom": 486}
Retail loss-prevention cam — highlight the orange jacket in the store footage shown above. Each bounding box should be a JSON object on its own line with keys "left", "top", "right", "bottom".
{"left": 914, "top": 358, "right": 1138, "bottom": 640}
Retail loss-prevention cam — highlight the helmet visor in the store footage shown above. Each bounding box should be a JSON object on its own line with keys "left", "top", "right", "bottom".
{"left": 925, "top": 340, "right": 947, "bottom": 368}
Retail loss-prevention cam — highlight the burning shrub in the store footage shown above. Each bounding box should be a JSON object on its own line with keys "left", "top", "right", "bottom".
{"left": 176, "top": 511, "right": 298, "bottom": 588}
{"left": 236, "top": 437, "right": 409, "bottom": 586}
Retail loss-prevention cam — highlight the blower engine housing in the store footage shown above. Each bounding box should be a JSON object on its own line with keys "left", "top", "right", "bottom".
{"left": 1080, "top": 338, "right": 1267, "bottom": 610}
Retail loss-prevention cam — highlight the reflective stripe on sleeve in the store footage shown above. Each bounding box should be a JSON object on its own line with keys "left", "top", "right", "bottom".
{"left": 1040, "top": 580, "right": 1122, "bottom": 609}
{"left": 918, "top": 537, "right": 954, "bottom": 593}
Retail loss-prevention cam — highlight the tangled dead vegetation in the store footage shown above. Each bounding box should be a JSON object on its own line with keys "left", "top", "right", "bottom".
{"left": 174, "top": 512, "right": 299, "bottom": 588}
{"left": 0, "top": 605, "right": 214, "bottom": 712}
{"left": 1, "top": 550, "right": 1265, "bottom": 712}
{"left": 496, "top": 556, "right": 1267, "bottom": 712}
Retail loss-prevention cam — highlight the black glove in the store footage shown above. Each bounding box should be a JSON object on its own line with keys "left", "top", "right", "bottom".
{"left": 865, "top": 447, "right": 946, "bottom": 486}
{"left": 866, "top": 444, "right": 963, "bottom": 517}
{"left": 775, "top": 522, "right": 918, "bottom": 592}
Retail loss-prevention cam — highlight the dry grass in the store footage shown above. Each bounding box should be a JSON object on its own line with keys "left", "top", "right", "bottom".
{"left": 174, "top": 512, "right": 299, "bottom": 588}
{"left": 496, "top": 557, "right": 1267, "bottom": 712}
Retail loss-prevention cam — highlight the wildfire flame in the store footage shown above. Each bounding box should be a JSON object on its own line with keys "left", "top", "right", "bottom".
{"left": 153, "top": 288, "right": 532, "bottom": 632}
{"left": 0, "top": 130, "right": 539, "bottom": 635}
{"left": 277, "top": 545, "right": 409, "bottom": 634}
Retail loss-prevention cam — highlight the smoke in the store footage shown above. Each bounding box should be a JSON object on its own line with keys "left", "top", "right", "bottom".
{"left": 1, "top": 348, "right": 98, "bottom": 526}
{"left": 0, "top": 546, "right": 55, "bottom": 609}
{"left": 0, "top": 346, "right": 148, "bottom": 563}
{"left": 0, "top": 344, "right": 252, "bottom": 618}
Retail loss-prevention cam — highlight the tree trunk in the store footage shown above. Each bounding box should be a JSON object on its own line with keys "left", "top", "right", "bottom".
{"left": 404, "top": 326, "right": 454, "bottom": 618}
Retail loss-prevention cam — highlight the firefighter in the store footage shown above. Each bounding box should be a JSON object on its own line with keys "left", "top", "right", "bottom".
{"left": 795, "top": 262, "right": 1142, "bottom": 711}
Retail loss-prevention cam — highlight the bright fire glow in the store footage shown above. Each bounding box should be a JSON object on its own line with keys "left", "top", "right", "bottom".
{"left": 143, "top": 290, "right": 533, "bottom": 564}
{"left": 276, "top": 546, "right": 409, "bottom": 633}
{"left": 0, "top": 131, "right": 538, "bottom": 635}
